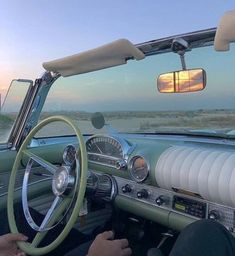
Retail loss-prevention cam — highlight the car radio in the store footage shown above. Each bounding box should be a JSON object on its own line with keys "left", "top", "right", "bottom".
{"left": 173, "top": 195, "right": 207, "bottom": 219}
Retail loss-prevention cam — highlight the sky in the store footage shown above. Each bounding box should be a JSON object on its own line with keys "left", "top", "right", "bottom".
{"left": 0, "top": 0, "right": 235, "bottom": 102}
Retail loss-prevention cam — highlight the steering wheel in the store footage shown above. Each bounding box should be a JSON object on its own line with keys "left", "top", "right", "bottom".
{"left": 7, "top": 116, "right": 88, "bottom": 256}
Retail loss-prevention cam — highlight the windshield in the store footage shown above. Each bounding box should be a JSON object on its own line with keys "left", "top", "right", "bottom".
{"left": 39, "top": 43, "right": 235, "bottom": 138}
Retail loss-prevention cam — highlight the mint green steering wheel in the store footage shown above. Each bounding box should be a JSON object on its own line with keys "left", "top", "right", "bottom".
{"left": 7, "top": 116, "right": 88, "bottom": 256}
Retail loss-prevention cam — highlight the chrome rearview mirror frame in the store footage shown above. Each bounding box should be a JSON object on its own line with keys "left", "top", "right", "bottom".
{"left": 157, "top": 68, "right": 206, "bottom": 93}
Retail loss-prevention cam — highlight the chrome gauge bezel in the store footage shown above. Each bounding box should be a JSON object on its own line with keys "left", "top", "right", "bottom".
{"left": 86, "top": 135, "right": 132, "bottom": 168}
{"left": 63, "top": 144, "right": 78, "bottom": 165}
{"left": 128, "top": 155, "right": 150, "bottom": 182}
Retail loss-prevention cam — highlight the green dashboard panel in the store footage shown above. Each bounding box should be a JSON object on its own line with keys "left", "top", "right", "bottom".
{"left": 115, "top": 195, "right": 196, "bottom": 231}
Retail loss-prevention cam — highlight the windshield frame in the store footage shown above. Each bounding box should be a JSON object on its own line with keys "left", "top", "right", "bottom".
{"left": 136, "top": 28, "right": 216, "bottom": 57}
{"left": 24, "top": 27, "right": 235, "bottom": 142}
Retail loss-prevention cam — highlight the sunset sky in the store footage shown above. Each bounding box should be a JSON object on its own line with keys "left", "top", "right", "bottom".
{"left": 0, "top": 1, "right": 235, "bottom": 102}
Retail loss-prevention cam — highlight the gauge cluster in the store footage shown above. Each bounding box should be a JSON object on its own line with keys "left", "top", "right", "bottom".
{"left": 62, "top": 135, "right": 151, "bottom": 183}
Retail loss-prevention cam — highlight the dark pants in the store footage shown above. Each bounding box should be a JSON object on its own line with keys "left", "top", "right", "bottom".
{"left": 64, "top": 240, "right": 92, "bottom": 256}
{"left": 66, "top": 220, "right": 235, "bottom": 256}
{"left": 0, "top": 203, "right": 91, "bottom": 256}
{"left": 169, "top": 219, "right": 235, "bottom": 256}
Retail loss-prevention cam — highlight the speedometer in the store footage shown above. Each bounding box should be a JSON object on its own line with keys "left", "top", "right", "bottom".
{"left": 86, "top": 135, "right": 127, "bottom": 167}
{"left": 86, "top": 136, "right": 123, "bottom": 158}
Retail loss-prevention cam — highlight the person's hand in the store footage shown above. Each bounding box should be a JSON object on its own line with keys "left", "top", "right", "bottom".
{"left": 87, "top": 231, "right": 132, "bottom": 256}
{"left": 0, "top": 233, "right": 28, "bottom": 256}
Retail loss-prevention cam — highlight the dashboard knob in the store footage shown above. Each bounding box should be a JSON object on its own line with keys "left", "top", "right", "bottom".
{"left": 156, "top": 196, "right": 165, "bottom": 206}
{"left": 208, "top": 210, "right": 220, "bottom": 220}
{"left": 137, "top": 189, "right": 149, "bottom": 199}
{"left": 122, "top": 184, "right": 132, "bottom": 193}
{"left": 116, "top": 160, "right": 127, "bottom": 170}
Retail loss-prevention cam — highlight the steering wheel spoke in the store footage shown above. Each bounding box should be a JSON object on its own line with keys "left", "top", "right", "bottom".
{"left": 32, "top": 198, "right": 71, "bottom": 248}
{"left": 23, "top": 150, "right": 58, "bottom": 174}
{"left": 39, "top": 196, "right": 62, "bottom": 231}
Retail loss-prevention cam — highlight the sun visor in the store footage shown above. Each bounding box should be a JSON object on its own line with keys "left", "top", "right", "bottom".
{"left": 214, "top": 10, "right": 235, "bottom": 51}
{"left": 43, "top": 39, "right": 145, "bottom": 77}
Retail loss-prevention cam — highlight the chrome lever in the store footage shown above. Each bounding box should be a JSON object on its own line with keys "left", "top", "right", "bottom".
{"left": 157, "top": 230, "right": 174, "bottom": 249}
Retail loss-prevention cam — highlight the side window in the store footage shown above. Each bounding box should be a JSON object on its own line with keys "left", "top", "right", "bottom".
{"left": 0, "top": 79, "right": 32, "bottom": 145}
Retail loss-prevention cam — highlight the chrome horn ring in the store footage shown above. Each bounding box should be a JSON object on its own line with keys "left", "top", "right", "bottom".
{"left": 22, "top": 156, "right": 79, "bottom": 232}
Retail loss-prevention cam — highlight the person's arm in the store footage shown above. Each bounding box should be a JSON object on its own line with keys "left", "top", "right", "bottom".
{"left": 0, "top": 233, "right": 28, "bottom": 256}
{"left": 87, "top": 231, "right": 132, "bottom": 256}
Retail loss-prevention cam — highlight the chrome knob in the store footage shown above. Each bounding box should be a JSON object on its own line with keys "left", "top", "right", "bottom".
{"left": 137, "top": 189, "right": 148, "bottom": 199}
{"left": 116, "top": 159, "right": 127, "bottom": 170}
{"left": 122, "top": 184, "right": 132, "bottom": 193}
{"left": 156, "top": 196, "right": 164, "bottom": 206}
{"left": 208, "top": 210, "right": 220, "bottom": 220}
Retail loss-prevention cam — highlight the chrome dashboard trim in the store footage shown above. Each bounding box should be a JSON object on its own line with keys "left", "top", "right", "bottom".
{"left": 88, "top": 152, "right": 121, "bottom": 161}
{"left": 88, "top": 160, "right": 119, "bottom": 169}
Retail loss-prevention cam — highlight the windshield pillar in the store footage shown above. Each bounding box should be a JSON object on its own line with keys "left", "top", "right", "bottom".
{"left": 13, "top": 72, "right": 60, "bottom": 149}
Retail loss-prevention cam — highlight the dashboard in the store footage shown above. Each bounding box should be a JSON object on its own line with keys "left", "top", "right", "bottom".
{"left": 3, "top": 132, "right": 233, "bottom": 232}
{"left": 59, "top": 133, "right": 235, "bottom": 232}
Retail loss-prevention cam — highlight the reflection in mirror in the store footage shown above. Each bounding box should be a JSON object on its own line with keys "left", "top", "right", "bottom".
{"left": 157, "top": 68, "right": 206, "bottom": 93}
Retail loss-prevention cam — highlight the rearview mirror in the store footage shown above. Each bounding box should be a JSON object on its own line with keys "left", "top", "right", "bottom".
{"left": 157, "top": 68, "right": 206, "bottom": 93}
